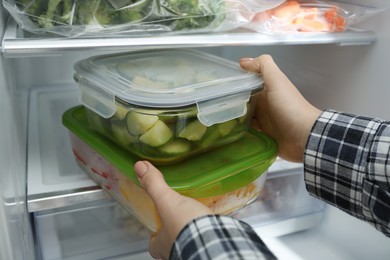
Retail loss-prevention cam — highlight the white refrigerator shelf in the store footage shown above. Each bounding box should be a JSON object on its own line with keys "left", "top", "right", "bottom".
{"left": 2, "top": 19, "right": 376, "bottom": 58}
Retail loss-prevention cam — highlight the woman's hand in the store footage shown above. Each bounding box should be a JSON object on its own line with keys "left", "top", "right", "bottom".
{"left": 134, "top": 160, "right": 213, "bottom": 260}
{"left": 133, "top": 54, "right": 320, "bottom": 259}
{"left": 240, "top": 55, "right": 321, "bottom": 162}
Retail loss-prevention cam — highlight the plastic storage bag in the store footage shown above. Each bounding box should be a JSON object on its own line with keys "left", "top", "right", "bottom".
{"left": 238, "top": 0, "right": 384, "bottom": 33}
{"left": 3, "top": 0, "right": 226, "bottom": 36}
{"left": 2, "top": 0, "right": 285, "bottom": 36}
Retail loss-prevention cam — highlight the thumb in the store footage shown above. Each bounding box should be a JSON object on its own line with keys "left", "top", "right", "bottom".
{"left": 134, "top": 160, "right": 213, "bottom": 259}
{"left": 134, "top": 160, "right": 213, "bottom": 221}
{"left": 134, "top": 161, "right": 174, "bottom": 206}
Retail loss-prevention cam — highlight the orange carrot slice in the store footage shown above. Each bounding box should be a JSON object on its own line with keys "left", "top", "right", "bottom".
{"left": 271, "top": 1, "right": 301, "bottom": 20}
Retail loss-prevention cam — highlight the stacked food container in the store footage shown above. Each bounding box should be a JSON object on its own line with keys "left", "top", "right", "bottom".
{"left": 62, "top": 49, "right": 278, "bottom": 232}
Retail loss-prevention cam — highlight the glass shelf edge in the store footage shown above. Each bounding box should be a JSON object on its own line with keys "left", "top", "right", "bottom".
{"left": 1, "top": 20, "right": 376, "bottom": 58}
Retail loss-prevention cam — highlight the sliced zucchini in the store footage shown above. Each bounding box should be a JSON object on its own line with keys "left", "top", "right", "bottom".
{"left": 114, "top": 102, "right": 129, "bottom": 120}
{"left": 86, "top": 110, "right": 111, "bottom": 136}
{"left": 178, "top": 119, "right": 207, "bottom": 141}
{"left": 238, "top": 114, "right": 247, "bottom": 124}
{"left": 111, "top": 120, "right": 137, "bottom": 146}
{"left": 198, "top": 126, "right": 221, "bottom": 148}
{"left": 177, "top": 107, "right": 198, "bottom": 120}
{"left": 139, "top": 120, "right": 173, "bottom": 147}
{"left": 126, "top": 111, "right": 159, "bottom": 136}
{"left": 159, "top": 139, "right": 191, "bottom": 155}
{"left": 217, "top": 120, "right": 238, "bottom": 136}
{"left": 238, "top": 102, "right": 254, "bottom": 124}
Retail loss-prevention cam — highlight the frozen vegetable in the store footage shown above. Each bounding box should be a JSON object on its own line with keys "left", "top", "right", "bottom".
{"left": 8, "top": 0, "right": 224, "bottom": 35}
{"left": 240, "top": 0, "right": 383, "bottom": 33}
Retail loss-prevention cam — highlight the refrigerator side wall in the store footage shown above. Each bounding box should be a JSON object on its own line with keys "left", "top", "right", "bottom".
{"left": 0, "top": 10, "right": 35, "bottom": 260}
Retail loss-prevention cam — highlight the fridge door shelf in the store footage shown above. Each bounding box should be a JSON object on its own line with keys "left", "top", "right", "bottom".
{"left": 1, "top": 19, "right": 376, "bottom": 58}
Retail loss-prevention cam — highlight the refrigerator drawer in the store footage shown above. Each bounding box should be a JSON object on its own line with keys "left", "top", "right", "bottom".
{"left": 231, "top": 166, "right": 325, "bottom": 237}
{"left": 34, "top": 200, "right": 150, "bottom": 260}
{"left": 33, "top": 168, "right": 324, "bottom": 260}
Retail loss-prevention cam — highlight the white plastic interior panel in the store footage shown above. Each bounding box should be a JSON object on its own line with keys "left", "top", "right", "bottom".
{"left": 27, "top": 85, "right": 107, "bottom": 212}
{"left": 34, "top": 200, "right": 150, "bottom": 260}
{"left": 261, "top": 205, "right": 390, "bottom": 260}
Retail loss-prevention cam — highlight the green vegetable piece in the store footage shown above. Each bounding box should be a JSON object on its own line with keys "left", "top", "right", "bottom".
{"left": 75, "top": 0, "right": 119, "bottom": 26}
{"left": 159, "top": 139, "right": 191, "bottom": 155}
{"left": 114, "top": 102, "right": 129, "bottom": 120}
{"left": 94, "top": 0, "right": 118, "bottom": 25}
{"left": 217, "top": 120, "right": 238, "bottom": 136}
{"left": 118, "top": 9, "right": 143, "bottom": 23}
{"left": 238, "top": 114, "right": 247, "bottom": 124}
{"left": 178, "top": 107, "right": 198, "bottom": 119}
{"left": 61, "top": 0, "right": 74, "bottom": 24}
{"left": 37, "top": 0, "right": 62, "bottom": 28}
{"left": 87, "top": 110, "right": 111, "bottom": 136}
{"left": 111, "top": 120, "right": 137, "bottom": 146}
{"left": 139, "top": 120, "right": 173, "bottom": 147}
{"left": 238, "top": 103, "right": 252, "bottom": 124}
{"left": 198, "top": 126, "right": 221, "bottom": 148}
{"left": 126, "top": 111, "right": 159, "bottom": 136}
{"left": 178, "top": 119, "right": 207, "bottom": 141}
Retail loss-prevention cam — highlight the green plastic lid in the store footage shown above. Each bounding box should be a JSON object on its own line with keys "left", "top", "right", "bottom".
{"left": 62, "top": 106, "right": 278, "bottom": 197}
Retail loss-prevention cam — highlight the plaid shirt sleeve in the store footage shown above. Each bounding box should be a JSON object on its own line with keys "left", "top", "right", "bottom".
{"left": 304, "top": 110, "right": 390, "bottom": 237}
{"left": 170, "top": 215, "right": 277, "bottom": 260}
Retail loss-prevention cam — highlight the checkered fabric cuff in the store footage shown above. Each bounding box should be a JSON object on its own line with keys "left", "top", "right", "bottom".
{"left": 170, "top": 215, "right": 276, "bottom": 260}
{"left": 304, "top": 110, "right": 390, "bottom": 237}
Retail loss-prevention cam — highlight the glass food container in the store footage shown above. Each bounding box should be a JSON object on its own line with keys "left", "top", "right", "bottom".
{"left": 62, "top": 106, "right": 277, "bottom": 232}
{"left": 73, "top": 49, "right": 264, "bottom": 165}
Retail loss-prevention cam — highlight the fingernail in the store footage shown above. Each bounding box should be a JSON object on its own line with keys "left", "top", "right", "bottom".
{"left": 240, "top": 57, "right": 254, "bottom": 62}
{"left": 134, "top": 161, "right": 148, "bottom": 179}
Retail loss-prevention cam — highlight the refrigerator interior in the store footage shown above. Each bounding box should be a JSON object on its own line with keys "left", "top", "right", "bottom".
{"left": 1, "top": 0, "right": 390, "bottom": 259}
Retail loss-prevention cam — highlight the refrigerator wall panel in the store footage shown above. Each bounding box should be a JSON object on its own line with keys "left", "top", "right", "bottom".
{"left": 34, "top": 201, "right": 150, "bottom": 260}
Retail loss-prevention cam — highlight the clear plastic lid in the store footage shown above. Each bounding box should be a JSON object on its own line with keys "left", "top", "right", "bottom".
{"left": 74, "top": 49, "right": 264, "bottom": 126}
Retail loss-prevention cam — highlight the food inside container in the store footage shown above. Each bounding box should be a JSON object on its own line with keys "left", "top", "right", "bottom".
{"left": 62, "top": 105, "right": 278, "bottom": 232}
{"left": 73, "top": 49, "right": 264, "bottom": 165}
{"left": 3, "top": 0, "right": 226, "bottom": 36}
{"left": 239, "top": 0, "right": 383, "bottom": 33}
